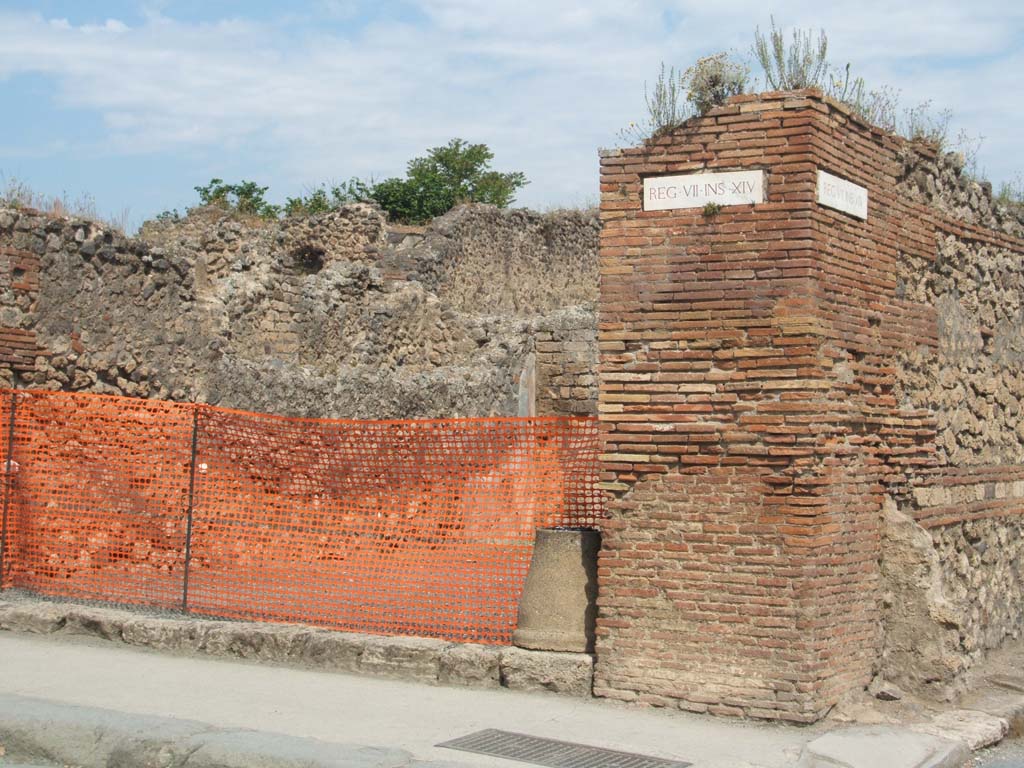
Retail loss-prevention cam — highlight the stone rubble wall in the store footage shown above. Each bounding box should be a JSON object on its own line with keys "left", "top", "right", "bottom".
{"left": 899, "top": 148, "right": 1024, "bottom": 239}
{"left": 881, "top": 149, "right": 1024, "bottom": 699}
{"left": 401, "top": 205, "right": 600, "bottom": 317}
{"left": 895, "top": 217, "right": 1024, "bottom": 469}
{"left": 880, "top": 499, "right": 1024, "bottom": 702}
{"left": 0, "top": 202, "right": 599, "bottom": 419}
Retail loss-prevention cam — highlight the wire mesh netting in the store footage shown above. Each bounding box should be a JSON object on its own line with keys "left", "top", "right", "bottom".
{"left": 0, "top": 389, "right": 602, "bottom": 644}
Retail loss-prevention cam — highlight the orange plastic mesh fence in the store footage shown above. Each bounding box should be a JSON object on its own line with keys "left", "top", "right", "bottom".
{"left": 0, "top": 389, "right": 602, "bottom": 644}
{"left": 0, "top": 391, "right": 195, "bottom": 608}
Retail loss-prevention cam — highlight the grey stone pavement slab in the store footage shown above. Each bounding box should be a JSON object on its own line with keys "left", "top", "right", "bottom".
{"left": 0, "top": 630, "right": 808, "bottom": 767}
{"left": 0, "top": 629, "right": 989, "bottom": 768}
{"left": 973, "top": 739, "right": 1024, "bottom": 767}
{"left": 0, "top": 693, "right": 463, "bottom": 768}
{"left": 797, "top": 725, "right": 970, "bottom": 768}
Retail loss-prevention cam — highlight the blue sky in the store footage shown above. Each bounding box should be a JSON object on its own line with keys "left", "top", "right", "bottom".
{"left": 1, "top": 1, "right": 1022, "bottom": 230}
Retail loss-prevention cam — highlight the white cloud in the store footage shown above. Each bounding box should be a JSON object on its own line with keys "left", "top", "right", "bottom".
{"left": 0, "top": 1, "right": 1021, "bottom": 211}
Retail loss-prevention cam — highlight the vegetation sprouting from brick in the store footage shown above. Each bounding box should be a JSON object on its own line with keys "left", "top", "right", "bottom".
{"left": 622, "top": 18, "right": 980, "bottom": 181}
{"left": 617, "top": 57, "right": 749, "bottom": 145}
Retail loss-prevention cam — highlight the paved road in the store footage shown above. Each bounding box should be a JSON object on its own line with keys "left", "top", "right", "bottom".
{"left": 974, "top": 739, "right": 1024, "bottom": 767}
{"left": 0, "top": 631, "right": 815, "bottom": 768}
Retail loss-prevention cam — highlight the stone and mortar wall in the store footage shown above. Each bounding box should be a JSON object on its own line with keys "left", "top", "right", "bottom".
{"left": 403, "top": 205, "right": 599, "bottom": 317}
{"left": 0, "top": 203, "right": 599, "bottom": 419}
{"left": 0, "top": 243, "right": 45, "bottom": 375}
{"left": 6, "top": 90, "right": 1020, "bottom": 720}
{"left": 879, "top": 149, "right": 1024, "bottom": 701}
{"left": 596, "top": 89, "right": 1024, "bottom": 721}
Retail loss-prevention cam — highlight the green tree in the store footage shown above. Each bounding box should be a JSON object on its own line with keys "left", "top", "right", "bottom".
{"left": 194, "top": 178, "right": 281, "bottom": 219}
{"left": 369, "top": 139, "right": 527, "bottom": 223}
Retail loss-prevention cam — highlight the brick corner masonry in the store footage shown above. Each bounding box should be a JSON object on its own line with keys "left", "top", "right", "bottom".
{"left": 596, "top": 89, "right": 1024, "bottom": 721}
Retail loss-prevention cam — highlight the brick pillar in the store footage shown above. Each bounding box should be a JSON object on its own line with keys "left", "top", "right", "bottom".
{"left": 594, "top": 90, "right": 920, "bottom": 721}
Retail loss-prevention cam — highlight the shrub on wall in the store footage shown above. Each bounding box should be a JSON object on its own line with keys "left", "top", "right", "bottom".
{"left": 194, "top": 179, "right": 281, "bottom": 219}
{"left": 684, "top": 53, "right": 750, "bottom": 116}
{"left": 618, "top": 54, "right": 750, "bottom": 145}
{"left": 752, "top": 17, "right": 829, "bottom": 92}
{"left": 618, "top": 63, "right": 691, "bottom": 145}
{"left": 283, "top": 179, "right": 371, "bottom": 217}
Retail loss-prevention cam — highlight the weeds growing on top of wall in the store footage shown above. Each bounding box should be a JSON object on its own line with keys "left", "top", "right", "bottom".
{"left": 621, "top": 17, "right": 978, "bottom": 161}
{"left": 0, "top": 172, "right": 131, "bottom": 234}
{"left": 617, "top": 56, "right": 749, "bottom": 145}
{"left": 996, "top": 175, "right": 1024, "bottom": 210}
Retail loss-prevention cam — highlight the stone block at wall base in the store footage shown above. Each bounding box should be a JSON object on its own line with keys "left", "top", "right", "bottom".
{"left": 439, "top": 643, "right": 502, "bottom": 688}
{"left": 0, "top": 594, "right": 591, "bottom": 697}
{"left": 499, "top": 646, "right": 594, "bottom": 697}
{"left": 358, "top": 636, "right": 447, "bottom": 682}
{"left": 796, "top": 726, "right": 970, "bottom": 768}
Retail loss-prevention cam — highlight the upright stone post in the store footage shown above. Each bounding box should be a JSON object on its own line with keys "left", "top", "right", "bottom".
{"left": 594, "top": 89, "right": 915, "bottom": 721}
{"left": 513, "top": 527, "right": 600, "bottom": 653}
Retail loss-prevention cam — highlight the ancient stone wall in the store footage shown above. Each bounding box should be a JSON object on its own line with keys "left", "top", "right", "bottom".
{"left": 402, "top": 205, "right": 599, "bottom": 317}
{"left": 881, "top": 499, "right": 1024, "bottom": 701}
{"left": 879, "top": 149, "right": 1024, "bottom": 700}
{"left": 5, "top": 87, "right": 1021, "bottom": 719}
{"left": 0, "top": 203, "right": 599, "bottom": 419}
{"left": 595, "top": 89, "right": 1024, "bottom": 721}
{"left": 0, "top": 242, "right": 45, "bottom": 377}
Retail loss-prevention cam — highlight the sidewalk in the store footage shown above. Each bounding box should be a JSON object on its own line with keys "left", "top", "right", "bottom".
{"left": 0, "top": 631, "right": 814, "bottom": 768}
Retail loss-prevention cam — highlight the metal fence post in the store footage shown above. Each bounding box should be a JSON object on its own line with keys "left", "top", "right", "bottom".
{"left": 0, "top": 392, "right": 18, "bottom": 589}
{"left": 181, "top": 406, "right": 199, "bottom": 613}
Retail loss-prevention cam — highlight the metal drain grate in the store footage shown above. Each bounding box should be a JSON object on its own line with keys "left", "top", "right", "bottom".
{"left": 437, "top": 728, "right": 691, "bottom": 768}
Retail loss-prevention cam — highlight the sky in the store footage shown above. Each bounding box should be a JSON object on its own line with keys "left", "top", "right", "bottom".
{"left": 0, "top": 1, "right": 1022, "bottom": 230}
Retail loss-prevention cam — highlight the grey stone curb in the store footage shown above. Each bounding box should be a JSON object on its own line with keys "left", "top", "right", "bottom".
{"left": 0, "top": 595, "right": 593, "bottom": 697}
{"left": 796, "top": 725, "right": 971, "bottom": 768}
{"left": 0, "top": 693, "right": 466, "bottom": 768}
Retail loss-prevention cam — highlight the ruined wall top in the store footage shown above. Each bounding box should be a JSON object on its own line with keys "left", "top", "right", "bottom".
{"left": 0, "top": 200, "right": 599, "bottom": 419}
